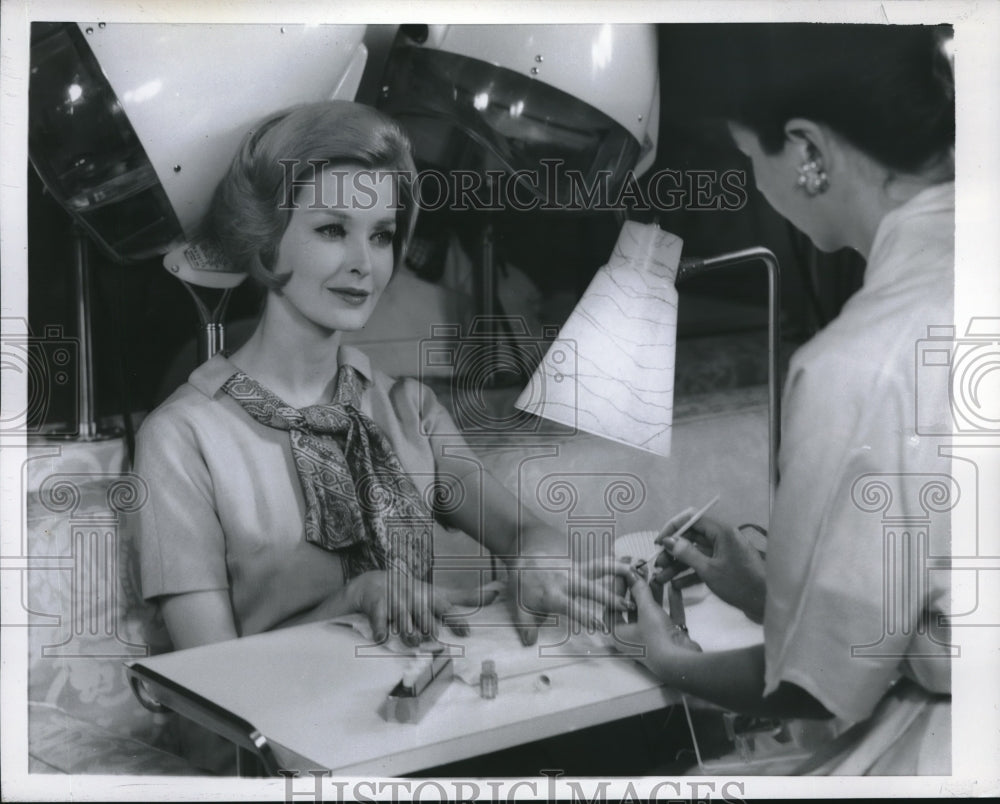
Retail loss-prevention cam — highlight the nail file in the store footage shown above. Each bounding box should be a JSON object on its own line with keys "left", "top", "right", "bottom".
{"left": 622, "top": 494, "right": 720, "bottom": 620}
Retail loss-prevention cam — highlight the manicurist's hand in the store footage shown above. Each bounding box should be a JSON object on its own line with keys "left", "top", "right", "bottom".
{"left": 344, "top": 570, "right": 498, "bottom": 647}
{"left": 508, "top": 535, "right": 633, "bottom": 646}
{"left": 612, "top": 567, "right": 702, "bottom": 657}
{"left": 654, "top": 512, "right": 766, "bottom": 623}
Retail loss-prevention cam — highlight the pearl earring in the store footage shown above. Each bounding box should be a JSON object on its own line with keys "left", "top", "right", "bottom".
{"left": 796, "top": 159, "right": 829, "bottom": 196}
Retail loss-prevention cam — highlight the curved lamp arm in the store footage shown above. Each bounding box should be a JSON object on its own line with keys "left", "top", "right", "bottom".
{"left": 678, "top": 248, "right": 781, "bottom": 519}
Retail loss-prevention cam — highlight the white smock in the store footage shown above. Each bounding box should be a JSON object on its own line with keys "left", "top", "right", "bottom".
{"left": 764, "top": 183, "right": 955, "bottom": 774}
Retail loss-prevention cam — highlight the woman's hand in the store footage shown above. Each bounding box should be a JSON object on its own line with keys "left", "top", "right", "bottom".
{"left": 344, "top": 570, "right": 496, "bottom": 647}
{"left": 444, "top": 468, "right": 632, "bottom": 646}
{"left": 509, "top": 547, "right": 632, "bottom": 646}
{"left": 613, "top": 567, "right": 702, "bottom": 658}
{"left": 653, "top": 512, "right": 766, "bottom": 623}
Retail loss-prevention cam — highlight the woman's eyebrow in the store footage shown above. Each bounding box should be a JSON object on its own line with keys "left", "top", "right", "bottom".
{"left": 302, "top": 207, "right": 349, "bottom": 218}
{"left": 303, "top": 209, "right": 396, "bottom": 227}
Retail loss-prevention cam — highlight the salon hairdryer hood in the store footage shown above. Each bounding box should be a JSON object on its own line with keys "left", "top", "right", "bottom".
{"left": 412, "top": 24, "right": 659, "bottom": 150}
{"left": 28, "top": 22, "right": 369, "bottom": 264}
{"left": 378, "top": 24, "right": 659, "bottom": 206}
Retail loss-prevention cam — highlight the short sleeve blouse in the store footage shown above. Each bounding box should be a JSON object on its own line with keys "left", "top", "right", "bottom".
{"left": 763, "top": 183, "right": 955, "bottom": 724}
{"left": 135, "top": 346, "right": 469, "bottom": 637}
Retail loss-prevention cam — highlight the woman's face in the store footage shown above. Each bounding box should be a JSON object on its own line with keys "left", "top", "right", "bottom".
{"left": 728, "top": 122, "right": 838, "bottom": 252}
{"left": 272, "top": 164, "right": 398, "bottom": 333}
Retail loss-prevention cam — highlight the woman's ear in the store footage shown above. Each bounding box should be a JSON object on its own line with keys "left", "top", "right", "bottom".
{"left": 783, "top": 118, "right": 827, "bottom": 164}
{"left": 784, "top": 118, "right": 834, "bottom": 196}
{"left": 783, "top": 118, "right": 837, "bottom": 173}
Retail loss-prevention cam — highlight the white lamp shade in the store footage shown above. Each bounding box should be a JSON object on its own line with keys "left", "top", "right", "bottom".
{"left": 514, "top": 221, "right": 682, "bottom": 455}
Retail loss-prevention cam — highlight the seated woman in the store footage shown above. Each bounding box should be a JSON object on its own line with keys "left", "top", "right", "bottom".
{"left": 135, "top": 101, "right": 621, "bottom": 655}
{"left": 617, "top": 24, "right": 955, "bottom": 774}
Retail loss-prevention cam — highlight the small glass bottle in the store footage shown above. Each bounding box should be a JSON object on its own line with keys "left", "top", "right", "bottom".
{"left": 479, "top": 659, "right": 498, "bottom": 699}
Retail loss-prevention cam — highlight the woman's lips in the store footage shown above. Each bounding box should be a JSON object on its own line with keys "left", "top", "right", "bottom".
{"left": 327, "top": 287, "right": 370, "bottom": 305}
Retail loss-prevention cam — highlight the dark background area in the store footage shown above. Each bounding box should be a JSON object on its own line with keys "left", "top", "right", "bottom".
{"left": 26, "top": 23, "right": 866, "bottom": 436}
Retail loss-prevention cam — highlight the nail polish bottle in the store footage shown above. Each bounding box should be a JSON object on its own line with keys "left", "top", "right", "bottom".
{"left": 479, "top": 659, "right": 498, "bottom": 699}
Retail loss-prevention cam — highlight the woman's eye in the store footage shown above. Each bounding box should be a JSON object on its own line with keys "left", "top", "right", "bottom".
{"left": 372, "top": 229, "right": 395, "bottom": 247}
{"left": 316, "top": 223, "right": 346, "bottom": 239}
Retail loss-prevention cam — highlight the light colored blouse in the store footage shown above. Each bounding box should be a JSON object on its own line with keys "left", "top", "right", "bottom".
{"left": 764, "top": 183, "right": 954, "bottom": 726}
{"left": 136, "top": 346, "right": 478, "bottom": 637}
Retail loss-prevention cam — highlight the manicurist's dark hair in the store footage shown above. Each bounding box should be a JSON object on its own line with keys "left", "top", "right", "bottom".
{"left": 693, "top": 24, "right": 954, "bottom": 174}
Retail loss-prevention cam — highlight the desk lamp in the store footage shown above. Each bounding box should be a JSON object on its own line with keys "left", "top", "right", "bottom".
{"left": 514, "top": 221, "right": 781, "bottom": 515}
{"left": 28, "top": 22, "right": 370, "bottom": 436}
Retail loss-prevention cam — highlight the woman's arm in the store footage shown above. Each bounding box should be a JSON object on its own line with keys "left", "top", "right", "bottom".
{"left": 440, "top": 466, "right": 624, "bottom": 643}
{"left": 160, "top": 573, "right": 474, "bottom": 649}
{"left": 618, "top": 573, "right": 831, "bottom": 720}
{"left": 644, "top": 642, "right": 832, "bottom": 720}
{"left": 136, "top": 412, "right": 237, "bottom": 648}
{"left": 160, "top": 590, "right": 238, "bottom": 649}
{"left": 437, "top": 466, "right": 522, "bottom": 558}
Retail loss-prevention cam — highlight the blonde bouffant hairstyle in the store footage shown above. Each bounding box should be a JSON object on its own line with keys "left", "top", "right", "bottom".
{"left": 208, "top": 101, "right": 418, "bottom": 290}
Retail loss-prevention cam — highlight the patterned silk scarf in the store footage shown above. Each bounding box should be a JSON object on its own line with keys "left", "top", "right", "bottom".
{"left": 221, "top": 366, "right": 433, "bottom": 581}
